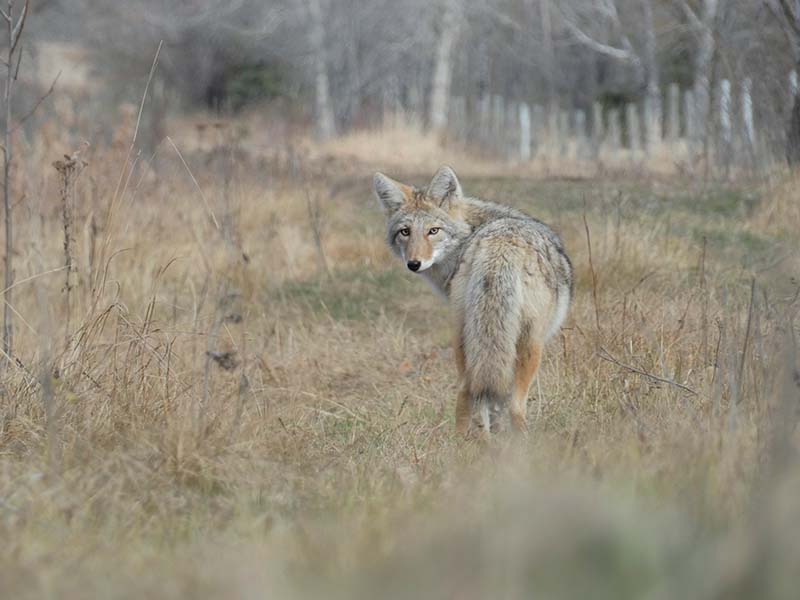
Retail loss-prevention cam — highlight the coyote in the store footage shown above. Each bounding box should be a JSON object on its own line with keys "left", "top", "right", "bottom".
{"left": 374, "top": 166, "right": 573, "bottom": 436}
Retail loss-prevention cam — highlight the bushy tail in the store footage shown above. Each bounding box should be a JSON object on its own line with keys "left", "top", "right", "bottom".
{"left": 462, "top": 255, "right": 522, "bottom": 431}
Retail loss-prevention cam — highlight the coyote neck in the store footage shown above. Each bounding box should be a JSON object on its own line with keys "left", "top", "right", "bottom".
{"left": 422, "top": 250, "right": 461, "bottom": 298}
{"left": 422, "top": 226, "right": 475, "bottom": 298}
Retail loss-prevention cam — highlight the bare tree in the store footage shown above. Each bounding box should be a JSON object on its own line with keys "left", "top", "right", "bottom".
{"left": 429, "top": 0, "right": 461, "bottom": 132}
{"left": 556, "top": 1, "right": 646, "bottom": 89}
{"left": 674, "top": 0, "right": 723, "bottom": 153}
{"left": 2, "top": 0, "right": 29, "bottom": 362}
{"left": 767, "top": 0, "right": 800, "bottom": 165}
{"left": 538, "top": 0, "right": 557, "bottom": 114}
{"left": 307, "top": 0, "right": 335, "bottom": 139}
{"left": 641, "top": 0, "right": 661, "bottom": 148}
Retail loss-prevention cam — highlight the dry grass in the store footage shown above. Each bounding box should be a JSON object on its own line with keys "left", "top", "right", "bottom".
{"left": 0, "top": 116, "right": 799, "bottom": 599}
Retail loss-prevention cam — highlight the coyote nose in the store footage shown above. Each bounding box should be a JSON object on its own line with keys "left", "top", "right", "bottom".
{"left": 407, "top": 260, "right": 421, "bottom": 272}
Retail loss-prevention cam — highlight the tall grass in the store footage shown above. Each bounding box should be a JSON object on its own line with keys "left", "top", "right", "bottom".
{"left": 0, "top": 109, "right": 798, "bottom": 598}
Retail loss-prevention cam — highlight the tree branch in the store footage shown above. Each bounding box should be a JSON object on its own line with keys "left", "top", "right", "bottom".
{"left": 672, "top": 0, "right": 702, "bottom": 29}
{"left": 777, "top": 0, "right": 800, "bottom": 36}
{"left": 556, "top": 1, "right": 640, "bottom": 64}
{"left": 9, "top": 1, "right": 28, "bottom": 56}
{"left": 12, "top": 40, "right": 22, "bottom": 80}
{"left": 559, "top": 11, "right": 636, "bottom": 62}
{"left": 598, "top": 346, "right": 700, "bottom": 396}
{"left": 11, "top": 71, "right": 59, "bottom": 132}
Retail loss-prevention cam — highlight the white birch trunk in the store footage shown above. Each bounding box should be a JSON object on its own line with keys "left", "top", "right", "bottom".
{"left": 741, "top": 78, "right": 755, "bottom": 151}
{"left": 719, "top": 79, "right": 732, "bottom": 146}
{"left": 719, "top": 79, "right": 732, "bottom": 167}
{"left": 693, "top": 0, "right": 719, "bottom": 149}
{"left": 429, "top": 0, "right": 460, "bottom": 132}
{"left": 641, "top": 0, "right": 661, "bottom": 150}
{"left": 307, "top": 0, "right": 335, "bottom": 139}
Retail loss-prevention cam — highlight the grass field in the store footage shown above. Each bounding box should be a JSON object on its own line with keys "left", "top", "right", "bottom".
{"left": 1, "top": 123, "right": 799, "bottom": 598}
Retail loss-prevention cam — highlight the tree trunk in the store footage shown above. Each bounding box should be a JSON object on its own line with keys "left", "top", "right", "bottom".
{"left": 789, "top": 84, "right": 800, "bottom": 166}
{"left": 539, "top": 0, "right": 558, "bottom": 143}
{"left": 307, "top": 0, "right": 336, "bottom": 140}
{"left": 787, "top": 21, "right": 800, "bottom": 166}
{"left": 429, "top": 0, "right": 460, "bottom": 132}
{"left": 692, "top": 0, "right": 719, "bottom": 152}
{"left": 3, "top": 8, "right": 14, "bottom": 361}
{"left": 641, "top": 0, "right": 661, "bottom": 151}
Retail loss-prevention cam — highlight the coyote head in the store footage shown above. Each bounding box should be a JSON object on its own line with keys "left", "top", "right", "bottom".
{"left": 374, "top": 166, "right": 470, "bottom": 273}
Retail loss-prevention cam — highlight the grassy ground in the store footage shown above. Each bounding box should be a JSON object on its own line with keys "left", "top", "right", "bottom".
{"left": 1, "top": 123, "right": 799, "bottom": 598}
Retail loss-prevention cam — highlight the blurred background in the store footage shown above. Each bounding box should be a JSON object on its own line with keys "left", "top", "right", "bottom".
{"left": 1, "top": 2, "right": 800, "bottom": 599}
{"left": 19, "top": 0, "right": 800, "bottom": 173}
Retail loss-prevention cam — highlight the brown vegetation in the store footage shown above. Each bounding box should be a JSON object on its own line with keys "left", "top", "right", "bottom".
{"left": 0, "top": 108, "right": 799, "bottom": 597}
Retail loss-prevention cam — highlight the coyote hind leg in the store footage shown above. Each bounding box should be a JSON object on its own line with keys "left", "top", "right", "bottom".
{"left": 453, "top": 330, "right": 473, "bottom": 437}
{"left": 510, "top": 341, "right": 542, "bottom": 434}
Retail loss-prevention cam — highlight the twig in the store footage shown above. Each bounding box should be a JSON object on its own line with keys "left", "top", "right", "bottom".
{"left": 9, "top": 1, "right": 27, "bottom": 55}
{"left": 736, "top": 278, "right": 757, "bottom": 405}
{"left": 305, "top": 187, "right": 331, "bottom": 279}
{"left": 582, "top": 209, "right": 601, "bottom": 334}
{"left": 166, "top": 136, "right": 220, "bottom": 230}
{"left": 0, "top": 264, "right": 66, "bottom": 296}
{"left": 598, "top": 346, "right": 700, "bottom": 396}
{"left": 12, "top": 71, "right": 59, "bottom": 132}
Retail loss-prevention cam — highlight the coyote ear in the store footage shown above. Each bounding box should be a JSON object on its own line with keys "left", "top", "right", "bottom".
{"left": 427, "top": 165, "right": 462, "bottom": 209}
{"left": 374, "top": 172, "right": 407, "bottom": 215}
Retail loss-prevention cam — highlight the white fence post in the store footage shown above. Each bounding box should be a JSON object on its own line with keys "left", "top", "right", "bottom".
{"left": 644, "top": 95, "right": 662, "bottom": 152}
{"left": 558, "top": 110, "right": 569, "bottom": 156}
{"left": 626, "top": 103, "right": 641, "bottom": 156}
{"left": 478, "top": 94, "right": 491, "bottom": 142}
{"left": 607, "top": 108, "right": 621, "bottom": 150}
{"left": 491, "top": 94, "right": 504, "bottom": 146}
{"left": 575, "top": 109, "right": 588, "bottom": 158}
{"left": 667, "top": 83, "right": 680, "bottom": 141}
{"left": 592, "top": 102, "right": 603, "bottom": 157}
{"left": 532, "top": 104, "right": 545, "bottom": 155}
{"left": 683, "top": 90, "right": 696, "bottom": 142}
{"left": 519, "top": 101, "right": 531, "bottom": 162}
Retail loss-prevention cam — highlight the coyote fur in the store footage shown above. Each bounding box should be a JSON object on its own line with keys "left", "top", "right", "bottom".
{"left": 374, "top": 166, "right": 573, "bottom": 436}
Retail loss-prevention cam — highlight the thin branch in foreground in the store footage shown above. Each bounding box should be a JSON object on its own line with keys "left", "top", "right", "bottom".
{"left": 12, "top": 71, "right": 60, "bottom": 132}
{"left": 598, "top": 346, "right": 700, "bottom": 396}
{"left": 582, "top": 209, "right": 601, "bottom": 334}
{"left": 735, "top": 278, "right": 757, "bottom": 405}
{"left": 776, "top": 0, "right": 800, "bottom": 36}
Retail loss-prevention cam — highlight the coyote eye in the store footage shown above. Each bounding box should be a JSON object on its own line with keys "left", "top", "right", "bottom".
{"left": 399, "top": 228, "right": 410, "bottom": 237}
{"left": 428, "top": 227, "right": 440, "bottom": 235}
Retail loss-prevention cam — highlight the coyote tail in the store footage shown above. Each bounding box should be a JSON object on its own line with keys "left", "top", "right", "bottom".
{"left": 463, "top": 255, "right": 523, "bottom": 430}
